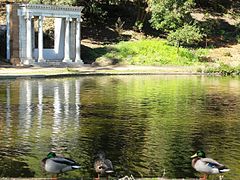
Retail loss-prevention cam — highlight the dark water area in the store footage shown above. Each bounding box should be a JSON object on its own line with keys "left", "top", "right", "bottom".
{"left": 0, "top": 75, "right": 240, "bottom": 179}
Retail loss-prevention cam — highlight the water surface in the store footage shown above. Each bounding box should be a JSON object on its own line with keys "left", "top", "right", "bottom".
{"left": 0, "top": 75, "right": 240, "bottom": 179}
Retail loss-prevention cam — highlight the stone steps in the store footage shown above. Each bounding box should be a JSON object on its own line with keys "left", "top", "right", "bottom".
{"left": 33, "top": 61, "right": 84, "bottom": 68}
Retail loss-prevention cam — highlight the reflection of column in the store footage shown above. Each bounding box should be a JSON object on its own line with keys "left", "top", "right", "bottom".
{"left": 75, "top": 18, "right": 83, "bottom": 64}
{"left": 6, "top": 81, "right": 11, "bottom": 129}
{"left": 18, "top": 80, "right": 32, "bottom": 138}
{"left": 38, "top": 16, "right": 45, "bottom": 62}
{"left": 53, "top": 86, "right": 61, "bottom": 122}
{"left": 37, "top": 81, "right": 43, "bottom": 132}
{"left": 18, "top": 81, "right": 32, "bottom": 139}
{"left": 63, "top": 17, "right": 72, "bottom": 62}
{"left": 38, "top": 81, "right": 43, "bottom": 105}
{"left": 52, "top": 86, "right": 62, "bottom": 139}
{"left": 25, "top": 80, "right": 32, "bottom": 132}
{"left": 75, "top": 80, "right": 81, "bottom": 127}
{"left": 26, "top": 13, "right": 34, "bottom": 64}
{"left": 64, "top": 81, "right": 70, "bottom": 117}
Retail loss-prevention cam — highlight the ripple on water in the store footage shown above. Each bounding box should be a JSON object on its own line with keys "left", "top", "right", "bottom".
{"left": 0, "top": 76, "right": 240, "bottom": 178}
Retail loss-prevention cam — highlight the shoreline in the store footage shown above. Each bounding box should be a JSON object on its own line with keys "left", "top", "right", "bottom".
{"left": 0, "top": 65, "right": 215, "bottom": 79}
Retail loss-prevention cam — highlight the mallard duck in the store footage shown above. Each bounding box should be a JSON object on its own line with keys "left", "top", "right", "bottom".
{"left": 42, "top": 152, "right": 80, "bottom": 179}
{"left": 94, "top": 151, "right": 114, "bottom": 180}
{"left": 191, "top": 150, "right": 230, "bottom": 180}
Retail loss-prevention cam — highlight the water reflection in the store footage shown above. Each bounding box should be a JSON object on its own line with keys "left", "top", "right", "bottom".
{"left": 52, "top": 85, "right": 62, "bottom": 147}
{"left": 37, "top": 81, "right": 43, "bottom": 139}
{"left": 0, "top": 76, "right": 240, "bottom": 179}
{"left": 19, "top": 80, "right": 32, "bottom": 138}
{"left": 5, "top": 81, "right": 11, "bottom": 135}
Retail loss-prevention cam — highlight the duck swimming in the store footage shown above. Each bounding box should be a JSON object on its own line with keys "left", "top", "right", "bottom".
{"left": 42, "top": 152, "right": 80, "bottom": 179}
{"left": 191, "top": 150, "right": 230, "bottom": 180}
{"left": 94, "top": 151, "right": 114, "bottom": 180}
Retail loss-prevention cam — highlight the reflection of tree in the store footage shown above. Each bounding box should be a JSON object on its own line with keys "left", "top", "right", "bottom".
{"left": 0, "top": 153, "right": 35, "bottom": 177}
{"left": 204, "top": 93, "right": 239, "bottom": 115}
{"left": 78, "top": 76, "right": 148, "bottom": 178}
{"left": 78, "top": 75, "right": 208, "bottom": 178}
{"left": 189, "top": 78, "right": 240, "bottom": 179}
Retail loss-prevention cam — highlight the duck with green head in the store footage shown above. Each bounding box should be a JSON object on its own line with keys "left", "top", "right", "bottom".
{"left": 42, "top": 152, "right": 81, "bottom": 179}
{"left": 191, "top": 150, "right": 230, "bottom": 180}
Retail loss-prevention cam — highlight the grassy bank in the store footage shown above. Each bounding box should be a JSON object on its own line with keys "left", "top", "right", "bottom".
{"left": 86, "top": 38, "right": 240, "bottom": 76}
{"left": 94, "top": 38, "right": 208, "bottom": 66}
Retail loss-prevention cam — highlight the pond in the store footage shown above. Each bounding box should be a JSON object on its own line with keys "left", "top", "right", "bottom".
{"left": 0, "top": 75, "right": 240, "bottom": 179}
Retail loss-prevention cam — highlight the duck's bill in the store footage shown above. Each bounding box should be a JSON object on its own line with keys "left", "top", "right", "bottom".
{"left": 220, "top": 169, "right": 230, "bottom": 173}
{"left": 105, "top": 170, "right": 114, "bottom": 173}
{"left": 72, "top": 165, "right": 81, "bottom": 169}
{"left": 191, "top": 153, "right": 198, "bottom": 158}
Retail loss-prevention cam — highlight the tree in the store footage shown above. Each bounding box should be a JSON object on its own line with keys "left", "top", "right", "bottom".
{"left": 149, "top": 0, "right": 195, "bottom": 33}
{"left": 133, "top": 0, "right": 150, "bottom": 32}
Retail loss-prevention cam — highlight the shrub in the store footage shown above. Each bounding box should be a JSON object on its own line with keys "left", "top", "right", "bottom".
{"left": 205, "top": 63, "right": 240, "bottom": 76}
{"left": 167, "top": 24, "right": 203, "bottom": 47}
{"left": 149, "top": 0, "right": 195, "bottom": 33}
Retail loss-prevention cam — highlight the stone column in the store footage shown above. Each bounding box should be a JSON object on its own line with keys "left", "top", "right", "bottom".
{"left": 75, "top": 17, "right": 83, "bottom": 64}
{"left": 25, "top": 13, "right": 34, "bottom": 64}
{"left": 6, "top": 4, "right": 10, "bottom": 61}
{"left": 38, "top": 16, "right": 45, "bottom": 62}
{"left": 63, "top": 17, "right": 72, "bottom": 62}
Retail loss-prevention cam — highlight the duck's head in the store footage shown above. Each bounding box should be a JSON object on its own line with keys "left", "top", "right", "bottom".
{"left": 47, "top": 152, "right": 57, "bottom": 159}
{"left": 191, "top": 150, "right": 206, "bottom": 159}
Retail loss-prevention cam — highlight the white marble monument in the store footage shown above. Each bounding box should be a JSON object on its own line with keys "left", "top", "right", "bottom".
{"left": 6, "top": 3, "right": 84, "bottom": 65}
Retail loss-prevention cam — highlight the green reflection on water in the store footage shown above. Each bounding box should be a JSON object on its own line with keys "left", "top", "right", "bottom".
{"left": 0, "top": 76, "right": 240, "bottom": 179}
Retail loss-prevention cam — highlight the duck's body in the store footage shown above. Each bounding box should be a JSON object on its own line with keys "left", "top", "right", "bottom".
{"left": 42, "top": 152, "right": 80, "bottom": 177}
{"left": 94, "top": 151, "right": 114, "bottom": 180}
{"left": 191, "top": 150, "right": 230, "bottom": 180}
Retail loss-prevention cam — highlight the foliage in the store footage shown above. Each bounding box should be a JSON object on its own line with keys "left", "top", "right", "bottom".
{"left": 167, "top": 24, "right": 203, "bottom": 47}
{"left": 134, "top": 20, "right": 144, "bottom": 32}
{"left": 205, "top": 63, "right": 240, "bottom": 76}
{"left": 149, "top": 0, "right": 195, "bottom": 33}
{"left": 134, "top": 0, "right": 151, "bottom": 30}
{"left": 115, "top": 17, "right": 125, "bottom": 35}
{"left": 96, "top": 38, "right": 205, "bottom": 66}
{"left": 82, "top": 2, "right": 108, "bottom": 24}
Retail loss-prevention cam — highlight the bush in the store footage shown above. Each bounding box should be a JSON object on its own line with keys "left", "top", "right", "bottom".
{"left": 149, "top": 0, "right": 195, "bottom": 33}
{"left": 167, "top": 24, "right": 203, "bottom": 47}
{"left": 205, "top": 63, "right": 240, "bottom": 76}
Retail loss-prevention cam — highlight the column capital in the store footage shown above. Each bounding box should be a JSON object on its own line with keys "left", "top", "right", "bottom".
{"left": 38, "top": 15, "right": 45, "bottom": 20}
{"left": 25, "top": 12, "right": 33, "bottom": 20}
{"left": 65, "top": 17, "right": 72, "bottom": 22}
{"left": 76, "top": 17, "right": 81, "bottom": 22}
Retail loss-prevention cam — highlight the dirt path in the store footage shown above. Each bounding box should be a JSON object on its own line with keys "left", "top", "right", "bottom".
{"left": 0, "top": 64, "right": 206, "bottom": 79}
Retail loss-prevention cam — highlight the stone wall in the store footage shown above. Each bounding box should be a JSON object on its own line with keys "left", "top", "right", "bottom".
{"left": 0, "top": 3, "right": 21, "bottom": 65}
{"left": 10, "top": 4, "right": 20, "bottom": 65}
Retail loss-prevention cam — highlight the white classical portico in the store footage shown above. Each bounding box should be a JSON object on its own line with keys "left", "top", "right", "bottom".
{"left": 15, "top": 4, "right": 84, "bottom": 65}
